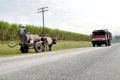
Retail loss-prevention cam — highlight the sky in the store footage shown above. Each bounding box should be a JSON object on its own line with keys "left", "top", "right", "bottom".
{"left": 0, "top": 0, "right": 120, "bottom": 35}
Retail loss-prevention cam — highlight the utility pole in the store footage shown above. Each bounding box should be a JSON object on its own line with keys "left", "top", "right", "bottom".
{"left": 37, "top": 7, "right": 48, "bottom": 36}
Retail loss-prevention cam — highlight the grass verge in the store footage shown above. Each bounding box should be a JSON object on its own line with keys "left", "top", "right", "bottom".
{"left": 0, "top": 40, "right": 92, "bottom": 57}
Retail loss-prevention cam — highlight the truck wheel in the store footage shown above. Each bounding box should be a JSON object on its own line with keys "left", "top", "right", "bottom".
{"left": 105, "top": 41, "right": 108, "bottom": 46}
{"left": 109, "top": 42, "right": 111, "bottom": 46}
{"left": 20, "top": 46, "right": 28, "bottom": 53}
{"left": 93, "top": 43, "right": 95, "bottom": 47}
{"left": 108, "top": 40, "right": 111, "bottom": 46}
{"left": 34, "top": 42, "right": 43, "bottom": 53}
{"left": 97, "top": 44, "right": 101, "bottom": 47}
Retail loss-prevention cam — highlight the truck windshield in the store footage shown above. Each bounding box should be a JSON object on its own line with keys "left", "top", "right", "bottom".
{"left": 93, "top": 31, "right": 105, "bottom": 35}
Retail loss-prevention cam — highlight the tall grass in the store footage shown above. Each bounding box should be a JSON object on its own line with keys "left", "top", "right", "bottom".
{"left": 0, "top": 40, "right": 92, "bottom": 57}
{"left": 0, "top": 21, "right": 91, "bottom": 41}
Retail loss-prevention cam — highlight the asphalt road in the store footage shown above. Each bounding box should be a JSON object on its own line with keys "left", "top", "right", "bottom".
{"left": 0, "top": 43, "right": 120, "bottom": 80}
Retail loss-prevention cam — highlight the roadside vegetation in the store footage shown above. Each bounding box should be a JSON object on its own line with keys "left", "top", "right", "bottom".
{"left": 0, "top": 20, "right": 92, "bottom": 57}
{"left": 0, "top": 40, "right": 92, "bottom": 57}
{"left": 0, "top": 21, "right": 90, "bottom": 41}
{"left": 112, "top": 35, "right": 120, "bottom": 43}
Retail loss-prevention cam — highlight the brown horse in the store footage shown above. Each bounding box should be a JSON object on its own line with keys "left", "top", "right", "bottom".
{"left": 41, "top": 36, "right": 56, "bottom": 51}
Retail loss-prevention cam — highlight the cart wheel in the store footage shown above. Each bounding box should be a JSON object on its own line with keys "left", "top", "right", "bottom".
{"left": 20, "top": 46, "right": 28, "bottom": 53}
{"left": 34, "top": 42, "right": 43, "bottom": 53}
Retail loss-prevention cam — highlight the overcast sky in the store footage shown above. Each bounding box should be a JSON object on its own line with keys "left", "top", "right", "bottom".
{"left": 0, "top": 0, "right": 120, "bottom": 35}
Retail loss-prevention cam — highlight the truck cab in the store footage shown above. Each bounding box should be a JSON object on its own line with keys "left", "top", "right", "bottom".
{"left": 91, "top": 29, "right": 112, "bottom": 47}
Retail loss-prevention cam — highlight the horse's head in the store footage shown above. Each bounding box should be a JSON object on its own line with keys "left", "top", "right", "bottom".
{"left": 52, "top": 38, "right": 57, "bottom": 44}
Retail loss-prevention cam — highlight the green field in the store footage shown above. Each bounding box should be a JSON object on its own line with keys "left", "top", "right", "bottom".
{"left": 0, "top": 21, "right": 91, "bottom": 41}
{"left": 0, "top": 40, "right": 92, "bottom": 57}
{"left": 0, "top": 21, "right": 92, "bottom": 57}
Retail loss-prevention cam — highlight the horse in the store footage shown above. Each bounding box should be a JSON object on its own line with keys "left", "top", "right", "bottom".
{"left": 41, "top": 36, "right": 56, "bottom": 51}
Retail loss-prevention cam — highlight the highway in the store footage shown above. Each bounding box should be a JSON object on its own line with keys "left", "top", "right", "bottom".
{"left": 0, "top": 43, "right": 120, "bottom": 80}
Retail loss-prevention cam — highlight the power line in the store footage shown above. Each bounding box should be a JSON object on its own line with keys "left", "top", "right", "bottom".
{"left": 37, "top": 7, "right": 48, "bottom": 36}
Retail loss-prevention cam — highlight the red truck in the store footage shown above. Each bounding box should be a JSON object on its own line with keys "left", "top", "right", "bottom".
{"left": 91, "top": 29, "right": 112, "bottom": 47}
